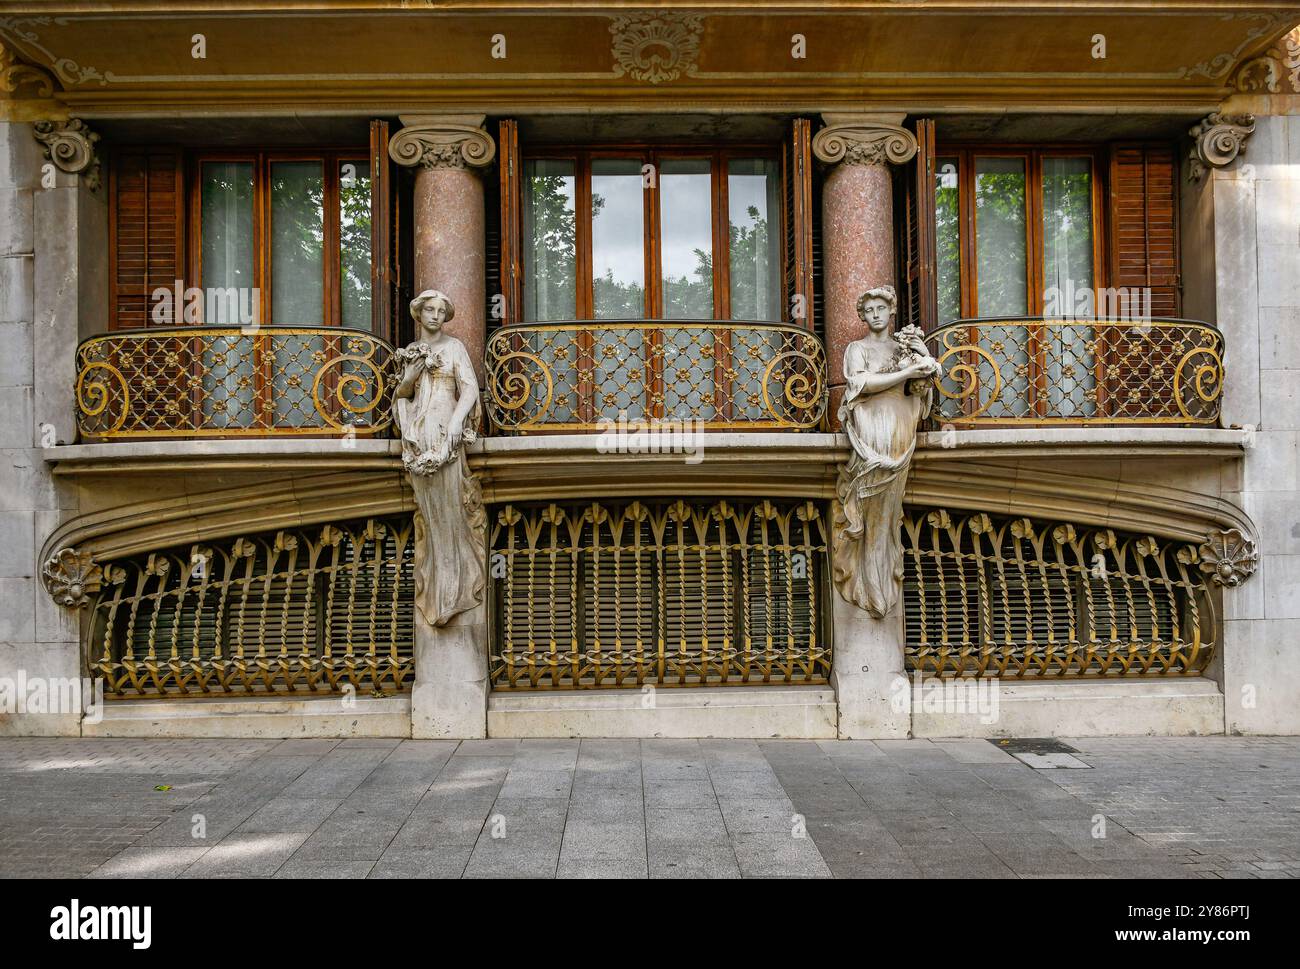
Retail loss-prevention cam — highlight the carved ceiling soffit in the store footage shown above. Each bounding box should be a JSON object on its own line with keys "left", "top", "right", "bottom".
{"left": 1177, "top": 12, "right": 1298, "bottom": 81}
{"left": 812, "top": 120, "right": 918, "bottom": 168}
{"left": 388, "top": 120, "right": 496, "bottom": 171}
{"left": 609, "top": 11, "right": 704, "bottom": 85}
{"left": 1188, "top": 112, "right": 1255, "bottom": 180}
{"left": 0, "top": 17, "right": 112, "bottom": 87}
{"left": 32, "top": 118, "right": 100, "bottom": 190}
{"left": 1234, "top": 25, "right": 1300, "bottom": 93}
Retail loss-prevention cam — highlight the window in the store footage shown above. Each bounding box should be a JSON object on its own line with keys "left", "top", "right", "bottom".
{"left": 191, "top": 151, "right": 372, "bottom": 328}
{"left": 934, "top": 147, "right": 1103, "bottom": 323}
{"left": 521, "top": 148, "right": 782, "bottom": 322}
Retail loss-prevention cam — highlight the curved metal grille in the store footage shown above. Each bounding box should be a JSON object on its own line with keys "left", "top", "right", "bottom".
{"left": 484, "top": 321, "right": 828, "bottom": 432}
{"left": 489, "top": 498, "right": 831, "bottom": 689}
{"left": 925, "top": 318, "right": 1224, "bottom": 426}
{"left": 75, "top": 326, "right": 397, "bottom": 439}
{"left": 903, "top": 509, "right": 1215, "bottom": 678}
{"left": 89, "top": 516, "right": 415, "bottom": 696}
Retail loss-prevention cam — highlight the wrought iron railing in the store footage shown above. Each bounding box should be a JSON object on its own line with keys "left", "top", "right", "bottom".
{"left": 489, "top": 498, "right": 831, "bottom": 689}
{"left": 924, "top": 318, "right": 1224, "bottom": 426}
{"left": 903, "top": 508, "right": 1215, "bottom": 678}
{"left": 484, "top": 321, "right": 828, "bottom": 432}
{"left": 90, "top": 516, "right": 415, "bottom": 697}
{"left": 75, "top": 326, "right": 397, "bottom": 439}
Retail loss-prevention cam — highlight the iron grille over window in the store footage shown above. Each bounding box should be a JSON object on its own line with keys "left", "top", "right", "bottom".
{"left": 489, "top": 498, "right": 830, "bottom": 690}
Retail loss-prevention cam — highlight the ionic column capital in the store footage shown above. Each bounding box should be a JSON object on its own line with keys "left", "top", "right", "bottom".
{"left": 388, "top": 114, "right": 496, "bottom": 171}
{"left": 813, "top": 113, "right": 917, "bottom": 168}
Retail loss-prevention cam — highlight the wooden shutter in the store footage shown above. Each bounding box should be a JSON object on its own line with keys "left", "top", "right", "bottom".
{"left": 369, "top": 120, "right": 395, "bottom": 340}
{"left": 496, "top": 119, "right": 523, "bottom": 327}
{"left": 109, "top": 148, "right": 183, "bottom": 330}
{"left": 1108, "top": 143, "right": 1180, "bottom": 318}
{"left": 783, "top": 118, "right": 815, "bottom": 330}
{"left": 897, "top": 118, "right": 938, "bottom": 331}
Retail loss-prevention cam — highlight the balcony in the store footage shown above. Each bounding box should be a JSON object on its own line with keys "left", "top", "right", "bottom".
{"left": 924, "top": 318, "right": 1224, "bottom": 427}
{"left": 74, "top": 327, "right": 396, "bottom": 440}
{"left": 483, "top": 321, "right": 829, "bottom": 433}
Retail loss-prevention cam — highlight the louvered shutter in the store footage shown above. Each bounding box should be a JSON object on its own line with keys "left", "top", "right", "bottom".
{"left": 1108, "top": 143, "right": 1180, "bottom": 318}
{"left": 369, "top": 120, "right": 396, "bottom": 340}
{"left": 896, "top": 118, "right": 937, "bottom": 332}
{"left": 496, "top": 119, "right": 523, "bottom": 328}
{"left": 783, "top": 118, "right": 815, "bottom": 331}
{"left": 109, "top": 149, "right": 183, "bottom": 329}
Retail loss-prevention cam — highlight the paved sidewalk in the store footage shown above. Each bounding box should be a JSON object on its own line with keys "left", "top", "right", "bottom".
{"left": 0, "top": 736, "right": 1297, "bottom": 878}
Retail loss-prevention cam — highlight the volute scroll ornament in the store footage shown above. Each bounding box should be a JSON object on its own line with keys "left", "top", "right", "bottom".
{"left": 812, "top": 121, "right": 917, "bottom": 168}
{"left": 392, "top": 290, "right": 487, "bottom": 628}
{"left": 1188, "top": 113, "right": 1255, "bottom": 180}
{"left": 32, "top": 118, "right": 101, "bottom": 190}
{"left": 831, "top": 286, "right": 940, "bottom": 618}
{"left": 388, "top": 120, "right": 496, "bottom": 171}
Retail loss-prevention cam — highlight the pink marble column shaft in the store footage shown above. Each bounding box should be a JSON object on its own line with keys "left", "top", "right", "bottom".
{"left": 414, "top": 166, "right": 486, "bottom": 382}
{"left": 822, "top": 161, "right": 896, "bottom": 428}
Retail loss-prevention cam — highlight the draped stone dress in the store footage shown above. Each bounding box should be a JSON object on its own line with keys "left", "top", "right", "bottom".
{"left": 834, "top": 339, "right": 933, "bottom": 618}
{"left": 394, "top": 339, "right": 486, "bottom": 627}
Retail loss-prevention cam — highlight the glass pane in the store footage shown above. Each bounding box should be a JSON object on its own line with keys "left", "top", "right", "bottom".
{"left": 523, "top": 159, "right": 577, "bottom": 322}
{"left": 935, "top": 156, "right": 961, "bottom": 324}
{"left": 974, "top": 156, "right": 1028, "bottom": 317}
{"left": 201, "top": 161, "right": 255, "bottom": 324}
{"left": 1042, "top": 156, "right": 1096, "bottom": 416}
{"left": 270, "top": 160, "right": 324, "bottom": 324}
{"left": 660, "top": 158, "right": 713, "bottom": 319}
{"left": 338, "top": 159, "right": 372, "bottom": 330}
{"left": 727, "top": 158, "right": 781, "bottom": 322}
{"left": 591, "top": 158, "right": 645, "bottom": 319}
{"left": 1041, "top": 156, "right": 1094, "bottom": 318}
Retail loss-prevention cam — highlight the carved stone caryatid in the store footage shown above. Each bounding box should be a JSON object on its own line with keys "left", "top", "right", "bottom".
{"left": 387, "top": 116, "right": 496, "bottom": 171}
{"left": 32, "top": 118, "right": 101, "bottom": 190}
{"left": 1188, "top": 113, "right": 1256, "bottom": 180}
{"left": 812, "top": 118, "right": 918, "bottom": 168}
{"left": 1194, "top": 527, "right": 1259, "bottom": 587}
{"left": 393, "top": 290, "right": 487, "bottom": 628}
{"left": 831, "top": 286, "right": 939, "bottom": 618}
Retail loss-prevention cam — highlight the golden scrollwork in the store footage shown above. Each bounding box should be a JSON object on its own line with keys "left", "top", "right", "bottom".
{"left": 74, "top": 326, "right": 398, "bottom": 439}
{"left": 484, "top": 320, "right": 828, "bottom": 432}
{"left": 924, "top": 318, "right": 1225, "bottom": 427}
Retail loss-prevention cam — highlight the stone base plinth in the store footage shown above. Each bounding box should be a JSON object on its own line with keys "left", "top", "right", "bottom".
{"left": 80, "top": 695, "right": 411, "bottom": 739}
{"left": 411, "top": 603, "right": 489, "bottom": 739}
{"left": 829, "top": 588, "right": 910, "bottom": 739}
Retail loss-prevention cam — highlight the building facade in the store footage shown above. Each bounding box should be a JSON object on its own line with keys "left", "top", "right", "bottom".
{"left": 1, "top": 2, "right": 1297, "bottom": 739}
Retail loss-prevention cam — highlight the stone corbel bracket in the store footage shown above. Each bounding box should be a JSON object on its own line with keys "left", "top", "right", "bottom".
{"left": 812, "top": 119, "right": 917, "bottom": 167}
{"left": 1190, "top": 527, "right": 1259, "bottom": 587}
{"left": 41, "top": 546, "right": 119, "bottom": 609}
{"left": 32, "top": 118, "right": 101, "bottom": 190}
{"left": 388, "top": 116, "right": 496, "bottom": 171}
{"left": 1188, "top": 113, "right": 1255, "bottom": 180}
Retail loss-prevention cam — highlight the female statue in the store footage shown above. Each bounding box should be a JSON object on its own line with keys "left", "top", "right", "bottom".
{"left": 393, "top": 290, "right": 487, "bottom": 627}
{"left": 833, "top": 286, "right": 940, "bottom": 618}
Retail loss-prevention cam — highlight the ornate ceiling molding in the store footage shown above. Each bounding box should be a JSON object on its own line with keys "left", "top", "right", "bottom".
{"left": 1176, "top": 11, "right": 1296, "bottom": 81}
{"left": 0, "top": 16, "right": 112, "bottom": 87}
{"left": 388, "top": 115, "right": 496, "bottom": 170}
{"left": 812, "top": 117, "right": 917, "bottom": 167}
{"left": 1188, "top": 112, "right": 1255, "bottom": 180}
{"left": 0, "top": 40, "right": 53, "bottom": 98}
{"left": 609, "top": 11, "right": 703, "bottom": 84}
{"left": 32, "top": 117, "right": 100, "bottom": 190}
{"left": 1234, "top": 25, "right": 1300, "bottom": 93}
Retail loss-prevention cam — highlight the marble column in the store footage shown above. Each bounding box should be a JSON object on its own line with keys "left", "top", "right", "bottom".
{"left": 389, "top": 116, "right": 495, "bottom": 739}
{"left": 812, "top": 114, "right": 917, "bottom": 427}
{"left": 388, "top": 115, "right": 495, "bottom": 382}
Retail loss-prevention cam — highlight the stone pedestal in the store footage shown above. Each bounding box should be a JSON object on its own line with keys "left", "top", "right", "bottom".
{"left": 829, "top": 585, "right": 910, "bottom": 739}
{"left": 411, "top": 600, "right": 489, "bottom": 739}
{"left": 813, "top": 114, "right": 916, "bottom": 426}
{"left": 389, "top": 114, "right": 495, "bottom": 382}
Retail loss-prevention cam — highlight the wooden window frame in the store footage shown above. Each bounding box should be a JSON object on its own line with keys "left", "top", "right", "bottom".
{"left": 934, "top": 144, "right": 1108, "bottom": 320}
{"left": 186, "top": 148, "right": 371, "bottom": 328}
{"left": 519, "top": 144, "right": 786, "bottom": 323}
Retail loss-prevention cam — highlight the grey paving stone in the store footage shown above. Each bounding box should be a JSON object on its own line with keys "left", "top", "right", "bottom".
{"left": 88, "top": 846, "right": 211, "bottom": 879}
{"left": 649, "top": 842, "right": 741, "bottom": 878}
{"left": 181, "top": 832, "right": 309, "bottom": 878}
{"left": 369, "top": 844, "right": 473, "bottom": 879}
{"left": 236, "top": 796, "right": 343, "bottom": 834}
{"left": 731, "top": 832, "right": 832, "bottom": 878}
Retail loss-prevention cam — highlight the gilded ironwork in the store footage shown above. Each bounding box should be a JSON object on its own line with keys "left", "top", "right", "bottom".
{"left": 903, "top": 509, "right": 1215, "bottom": 678}
{"left": 74, "top": 326, "right": 397, "bottom": 439}
{"left": 925, "top": 318, "right": 1224, "bottom": 426}
{"left": 89, "top": 516, "right": 415, "bottom": 697}
{"left": 484, "top": 321, "right": 827, "bottom": 432}
{"left": 489, "top": 498, "right": 830, "bottom": 690}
